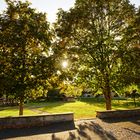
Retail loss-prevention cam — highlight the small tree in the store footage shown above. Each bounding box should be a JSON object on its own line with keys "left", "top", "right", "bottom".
{"left": 0, "top": 0, "right": 53, "bottom": 115}
{"left": 130, "top": 90, "right": 139, "bottom": 107}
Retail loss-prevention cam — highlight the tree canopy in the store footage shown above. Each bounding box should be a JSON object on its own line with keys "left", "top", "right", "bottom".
{"left": 0, "top": 0, "right": 139, "bottom": 114}
{"left": 55, "top": 0, "right": 137, "bottom": 110}
{"left": 0, "top": 0, "right": 53, "bottom": 115}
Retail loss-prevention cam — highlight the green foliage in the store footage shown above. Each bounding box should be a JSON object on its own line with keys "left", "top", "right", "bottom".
{"left": 55, "top": 0, "right": 137, "bottom": 110}
{"left": 47, "top": 89, "right": 65, "bottom": 101}
{"left": 118, "top": 7, "right": 140, "bottom": 87}
{"left": 0, "top": 0, "right": 53, "bottom": 114}
{"left": 27, "top": 86, "right": 47, "bottom": 100}
{"left": 123, "top": 84, "right": 140, "bottom": 94}
{"left": 60, "top": 83, "right": 83, "bottom": 97}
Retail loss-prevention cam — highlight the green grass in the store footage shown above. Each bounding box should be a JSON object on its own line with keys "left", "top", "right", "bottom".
{"left": 36, "top": 101, "right": 105, "bottom": 119}
{"left": 0, "top": 98, "right": 140, "bottom": 119}
{"left": 0, "top": 106, "right": 37, "bottom": 117}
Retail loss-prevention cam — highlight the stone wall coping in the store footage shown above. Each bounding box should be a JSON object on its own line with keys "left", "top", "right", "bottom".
{"left": 0, "top": 112, "right": 73, "bottom": 119}
{"left": 96, "top": 108, "right": 140, "bottom": 119}
{"left": 0, "top": 112, "right": 74, "bottom": 129}
{"left": 96, "top": 108, "right": 140, "bottom": 113}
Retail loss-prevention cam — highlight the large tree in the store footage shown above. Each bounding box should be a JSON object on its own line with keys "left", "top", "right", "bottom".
{"left": 0, "top": 0, "right": 53, "bottom": 115}
{"left": 55, "top": 0, "right": 136, "bottom": 110}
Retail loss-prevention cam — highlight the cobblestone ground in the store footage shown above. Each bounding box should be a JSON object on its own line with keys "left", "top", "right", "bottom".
{"left": 0, "top": 117, "right": 140, "bottom": 140}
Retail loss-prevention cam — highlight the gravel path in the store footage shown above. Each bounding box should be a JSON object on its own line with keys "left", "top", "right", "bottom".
{"left": 0, "top": 117, "right": 140, "bottom": 140}
{"left": 75, "top": 117, "right": 140, "bottom": 140}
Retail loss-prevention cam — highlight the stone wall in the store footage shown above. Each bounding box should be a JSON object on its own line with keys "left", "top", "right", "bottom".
{"left": 96, "top": 109, "right": 140, "bottom": 119}
{"left": 0, "top": 112, "right": 74, "bottom": 130}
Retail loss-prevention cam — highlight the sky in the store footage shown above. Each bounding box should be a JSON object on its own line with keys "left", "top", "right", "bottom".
{"left": 0, "top": 0, "right": 140, "bottom": 23}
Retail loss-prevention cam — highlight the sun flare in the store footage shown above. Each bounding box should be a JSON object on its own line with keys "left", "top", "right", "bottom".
{"left": 62, "top": 61, "right": 68, "bottom": 68}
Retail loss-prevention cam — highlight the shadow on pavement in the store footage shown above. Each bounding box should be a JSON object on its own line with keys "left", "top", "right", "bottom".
{"left": 0, "top": 121, "right": 75, "bottom": 139}
{"left": 51, "top": 133, "right": 62, "bottom": 140}
{"left": 50, "top": 121, "right": 117, "bottom": 140}
{"left": 124, "top": 128, "right": 140, "bottom": 135}
{"left": 76, "top": 121, "right": 117, "bottom": 140}
{"left": 66, "top": 121, "right": 117, "bottom": 140}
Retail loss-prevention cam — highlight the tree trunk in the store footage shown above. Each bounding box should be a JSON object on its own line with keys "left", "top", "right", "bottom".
{"left": 104, "top": 90, "right": 112, "bottom": 110}
{"left": 133, "top": 97, "right": 136, "bottom": 107}
{"left": 19, "top": 98, "right": 24, "bottom": 116}
{"left": 6, "top": 94, "right": 8, "bottom": 105}
{"left": 103, "top": 75, "right": 112, "bottom": 110}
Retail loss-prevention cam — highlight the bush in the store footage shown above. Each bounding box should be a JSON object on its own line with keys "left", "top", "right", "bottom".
{"left": 47, "top": 89, "right": 66, "bottom": 101}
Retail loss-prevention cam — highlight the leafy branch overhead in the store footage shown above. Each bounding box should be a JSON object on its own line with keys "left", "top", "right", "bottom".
{"left": 55, "top": 0, "right": 138, "bottom": 110}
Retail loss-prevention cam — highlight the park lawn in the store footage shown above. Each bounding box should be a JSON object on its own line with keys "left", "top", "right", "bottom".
{"left": 35, "top": 98, "right": 140, "bottom": 119}
{"left": 0, "top": 98, "right": 140, "bottom": 119}
{"left": 0, "top": 106, "right": 37, "bottom": 117}
{"left": 38, "top": 101, "right": 105, "bottom": 119}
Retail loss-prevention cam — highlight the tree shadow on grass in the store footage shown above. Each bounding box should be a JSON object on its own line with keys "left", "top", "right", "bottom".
{"left": 112, "top": 99, "right": 140, "bottom": 109}
{"left": 27, "top": 98, "right": 106, "bottom": 112}
{"left": 26, "top": 101, "right": 66, "bottom": 109}
{"left": 0, "top": 106, "right": 18, "bottom": 111}
{"left": 79, "top": 98, "right": 140, "bottom": 109}
{"left": 78, "top": 98, "right": 106, "bottom": 107}
{"left": 25, "top": 101, "right": 67, "bottom": 114}
{"left": 0, "top": 102, "right": 67, "bottom": 115}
